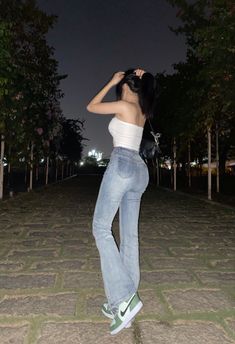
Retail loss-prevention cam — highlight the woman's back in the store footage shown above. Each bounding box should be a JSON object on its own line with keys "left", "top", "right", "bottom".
{"left": 115, "top": 100, "right": 146, "bottom": 128}
{"left": 108, "top": 116, "right": 143, "bottom": 151}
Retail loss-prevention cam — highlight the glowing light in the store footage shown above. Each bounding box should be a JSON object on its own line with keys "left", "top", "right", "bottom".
{"left": 88, "top": 149, "right": 103, "bottom": 162}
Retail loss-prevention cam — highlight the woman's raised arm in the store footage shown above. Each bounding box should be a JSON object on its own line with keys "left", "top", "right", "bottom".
{"left": 86, "top": 72, "right": 126, "bottom": 115}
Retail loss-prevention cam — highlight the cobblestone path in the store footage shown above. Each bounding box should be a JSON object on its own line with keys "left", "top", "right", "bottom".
{"left": 0, "top": 175, "right": 234, "bottom": 344}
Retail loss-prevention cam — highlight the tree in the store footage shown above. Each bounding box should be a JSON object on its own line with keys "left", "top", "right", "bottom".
{"left": 0, "top": 0, "right": 83, "bottom": 194}
{"left": 167, "top": 0, "right": 235, "bottom": 174}
{"left": 59, "top": 118, "right": 85, "bottom": 163}
{"left": 2, "top": 0, "right": 65, "bottom": 162}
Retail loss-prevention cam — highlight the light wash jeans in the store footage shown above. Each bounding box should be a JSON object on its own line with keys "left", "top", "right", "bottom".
{"left": 92, "top": 147, "right": 149, "bottom": 311}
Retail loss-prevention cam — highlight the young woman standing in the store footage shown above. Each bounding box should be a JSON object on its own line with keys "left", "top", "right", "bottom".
{"left": 87, "top": 68, "right": 155, "bottom": 335}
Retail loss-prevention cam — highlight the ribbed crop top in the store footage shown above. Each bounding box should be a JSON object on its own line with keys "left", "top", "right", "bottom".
{"left": 108, "top": 116, "right": 144, "bottom": 151}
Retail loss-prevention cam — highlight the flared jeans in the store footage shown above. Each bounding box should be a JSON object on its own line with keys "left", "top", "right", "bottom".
{"left": 92, "top": 147, "right": 149, "bottom": 311}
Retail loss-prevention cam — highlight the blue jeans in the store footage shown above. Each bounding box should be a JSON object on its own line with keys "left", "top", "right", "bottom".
{"left": 92, "top": 147, "right": 149, "bottom": 311}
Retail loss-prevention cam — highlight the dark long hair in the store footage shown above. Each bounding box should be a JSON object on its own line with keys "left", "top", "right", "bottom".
{"left": 116, "top": 69, "right": 156, "bottom": 119}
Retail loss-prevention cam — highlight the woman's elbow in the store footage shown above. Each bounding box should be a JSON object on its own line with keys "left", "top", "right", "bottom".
{"left": 86, "top": 103, "right": 92, "bottom": 112}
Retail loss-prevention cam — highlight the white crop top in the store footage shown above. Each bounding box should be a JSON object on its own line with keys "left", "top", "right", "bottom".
{"left": 108, "top": 116, "right": 144, "bottom": 151}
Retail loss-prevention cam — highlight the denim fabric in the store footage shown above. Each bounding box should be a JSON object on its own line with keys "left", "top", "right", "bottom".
{"left": 92, "top": 147, "right": 149, "bottom": 311}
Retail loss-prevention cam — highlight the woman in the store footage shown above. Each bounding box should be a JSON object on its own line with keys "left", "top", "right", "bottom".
{"left": 87, "top": 68, "right": 155, "bottom": 335}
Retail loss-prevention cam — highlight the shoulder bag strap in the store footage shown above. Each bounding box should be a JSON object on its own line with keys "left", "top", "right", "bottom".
{"left": 148, "top": 119, "right": 161, "bottom": 145}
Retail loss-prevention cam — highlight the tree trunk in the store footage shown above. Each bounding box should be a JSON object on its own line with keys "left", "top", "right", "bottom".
{"left": 45, "top": 156, "right": 49, "bottom": 185}
{"left": 215, "top": 124, "right": 220, "bottom": 193}
{"left": 55, "top": 158, "right": 58, "bottom": 182}
{"left": 188, "top": 141, "right": 191, "bottom": 188}
{"left": 207, "top": 127, "right": 212, "bottom": 200}
{"left": 24, "top": 163, "right": 27, "bottom": 184}
{"left": 198, "top": 156, "right": 203, "bottom": 177}
{"left": 61, "top": 161, "right": 64, "bottom": 180}
{"left": 66, "top": 160, "right": 69, "bottom": 177}
{"left": 36, "top": 162, "right": 39, "bottom": 181}
{"left": 7, "top": 145, "right": 14, "bottom": 197}
{"left": 28, "top": 141, "right": 34, "bottom": 191}
{"left": 173, "top": 137, "right": 177, "bottom": 191}
{"left": 0, "top": 135, "right": 5, "bottom": 200}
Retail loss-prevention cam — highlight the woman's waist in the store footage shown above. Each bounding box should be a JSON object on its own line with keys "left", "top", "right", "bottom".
{"left": 111, "top": 146, "right": 145, "bottom": 163}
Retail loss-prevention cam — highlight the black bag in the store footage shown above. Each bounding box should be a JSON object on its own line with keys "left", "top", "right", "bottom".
{"left": 140, "top": 120, "right": 161, "bottom": 160}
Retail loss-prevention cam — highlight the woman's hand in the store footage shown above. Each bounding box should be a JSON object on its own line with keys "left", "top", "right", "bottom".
{"left": 134, "top": 68, "right": 146, "bottom": 79}
{"left": 110, "top": 71, "right": 125, "bottom": 86}
{"left": 87, "top": 71, "right": 125, "bottom": 114}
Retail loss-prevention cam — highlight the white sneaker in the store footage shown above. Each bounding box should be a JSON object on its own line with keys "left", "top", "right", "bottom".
{"left": 101, "top": 302, "right": 133, "bottom": 328}
{"left": 110, "top": 293, "right": 143, "bottom": 335}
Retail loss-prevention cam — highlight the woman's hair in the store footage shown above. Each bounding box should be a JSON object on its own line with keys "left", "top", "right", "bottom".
{"left": 116, "top": 69, "right": 156, "bottom": 119}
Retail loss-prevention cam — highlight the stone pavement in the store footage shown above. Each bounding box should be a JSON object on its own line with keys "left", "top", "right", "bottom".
{"left": 0, "top": 175, "right": 234, "bottom": 344}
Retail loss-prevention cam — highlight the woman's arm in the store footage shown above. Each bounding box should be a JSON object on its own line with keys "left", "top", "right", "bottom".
{"left": 86, "top": 72, "right": 126, "bottom": 115}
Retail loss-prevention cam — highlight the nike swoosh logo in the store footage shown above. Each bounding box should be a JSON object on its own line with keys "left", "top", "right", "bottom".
{"left": 120, "top": 294, "right": 136, "bottom": 317}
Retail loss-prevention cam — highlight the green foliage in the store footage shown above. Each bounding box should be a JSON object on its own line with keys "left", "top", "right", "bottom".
{"left": 59, "top": 118, "right": 85, "bottom": 162}
{"left": 162, "top": 0, "right": 235, "bottom": 167}
{"left": 0, "top": 21, "right": 12, "bottom": 100}
{"left": 0, "top": 0, "right": 84, "bottom": 168}
{"left": 83, "top": 156, "right": 98, "bottom": 166}
{"left": 168, "top": 0, "right": 235, "bottom": 122}
{"left": 156, "top": 52, "right": 206, "bottom": 160}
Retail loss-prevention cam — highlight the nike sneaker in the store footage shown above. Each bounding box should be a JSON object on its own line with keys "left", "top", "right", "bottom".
{"left": 101, "top": 303, "right": 113, "bottom": 319}
{"left": 102, "top": 302, "right": 133, "bottom": 328}
{"left": 110, "top": 292, "right": 143, "bottom": 335}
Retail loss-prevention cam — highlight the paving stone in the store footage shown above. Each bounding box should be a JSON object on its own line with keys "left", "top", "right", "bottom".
{"left": 28, "top": 231, "right": 68, "bottom": 238}
{"left": 0, "top": 293, "right": 77, "bottom": 316}
{"left": 209, "top": 259, "right": 235, "bottom": 269}
{"left": 141, "top": 270, "right": 195, "bottom": 286}
{"left": 53, "top": 223, "right": 91, "bottom": 230}
{"left": 63, "top": 238, "right": 93, "bottom": 245}
{"left": 30, "top": 259, "right": 86, "bottom": 271}
{"left": 139, "top": 289, "right": 167, "bottom": 316}
{"left": 23, "top": 223, "right": 50, "bottom": 228}
{"left": 86, "top": 258, "right": 101, "bottom": 271}
{"left": 0, "top": 273, "right": 56, "bottom": 289}
{"left": 0, "top": 324, "right": 29, "bottom": 344}
{"left": 140, "top": 247, "right": 169, "bottom": 257}
{"left": 140, "top": 237, "right": 188, "bottom": 247}
{"left": 39, "top": 238, "right": 62, "bottom": 247}
{"left": 0, "top": 240, "right": 38, "bottom": 249}
{"left": 146, "top": 257, "right": 207, "bottom": 270}
{"left": 37, "top": 322, "right": 135, "bottom": 344}
{"left": 15, "top": 239, "right": 39, "bottom": 247}
{"left": 7, "top": 249, "right": 58, "bottom": 258}
{"left": 63, "top": 271, "right": 103, "bottom": 288}
{"left": 85, "top": 294, "right": 106, "bottom": 316}
{"left": 138, "top": 320, "right": 235, "bottom": 344}
{"left": 196, "top": 271, "right": 235, "bottom": 285}
{"left": 1, "top": 176, "right": 235, "bottom": 343}
{"left": 226, "top": 318, "right": 235, "bottom": 333}
{"left": 189, "top": 237, "right": 231, "bottom": 245}
{"left": 0, "top": 228, "right": 23, "bottom": 238}
{"left": 62, "top": 246, "right": 98, "bottom": 258}
{"left": 163, "top": 289, "right": 235, "bottom": 313}
{"left": 169, "top": 247, "right": 235, "bottom": 257}
{"left": 0, "top": 261, "right": 24, "bottom": 271}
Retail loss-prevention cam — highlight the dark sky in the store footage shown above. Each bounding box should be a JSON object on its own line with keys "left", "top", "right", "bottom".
{"left": 37, "top": 0, "right": 186, "bottom": 158}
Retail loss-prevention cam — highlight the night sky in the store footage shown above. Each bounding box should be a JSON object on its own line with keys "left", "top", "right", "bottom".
{"left": 37, "top": 0, "right": 187, "bottom": 158}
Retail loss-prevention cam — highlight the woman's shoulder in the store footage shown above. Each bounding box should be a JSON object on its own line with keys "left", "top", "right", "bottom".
{"left": 116, "top": 110, "right": 146, "bottom": 127}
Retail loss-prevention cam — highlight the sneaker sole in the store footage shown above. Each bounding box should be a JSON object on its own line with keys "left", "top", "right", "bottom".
{"left": 110, "top": 301, "right": 143, "bottom": 335}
